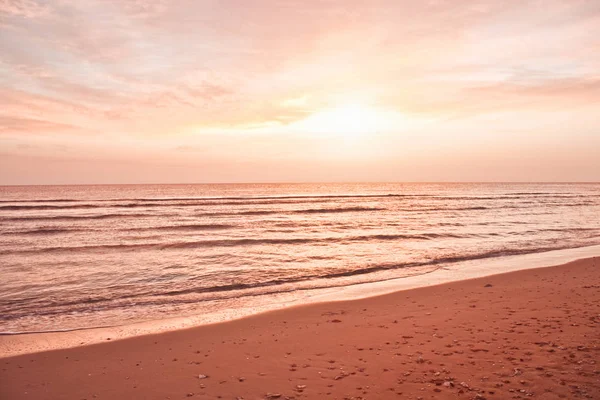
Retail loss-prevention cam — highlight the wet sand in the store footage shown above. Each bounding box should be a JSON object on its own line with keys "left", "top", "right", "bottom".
{"left": 1, "top": 257, "right": 599, "bottom": 399}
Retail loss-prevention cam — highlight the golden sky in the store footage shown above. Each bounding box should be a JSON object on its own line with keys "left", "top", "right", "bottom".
{"left": 1, "top": 0, "right": 599, "bottom": 184}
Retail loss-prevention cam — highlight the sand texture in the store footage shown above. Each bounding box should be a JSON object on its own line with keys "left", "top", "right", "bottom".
{"left": 1, "top": 257, "right": 599, "bottom": 399}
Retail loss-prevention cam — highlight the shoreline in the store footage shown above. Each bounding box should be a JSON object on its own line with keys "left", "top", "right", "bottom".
{"left": 2, "top": 244, "right": 600, "bottom": 358}
{"left": 1, "top": 256, "right": 599, "bottom": 399}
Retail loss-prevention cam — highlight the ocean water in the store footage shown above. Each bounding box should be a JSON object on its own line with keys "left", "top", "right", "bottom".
{"left": 1, "top": 183, "right": 599, "bottom": 334}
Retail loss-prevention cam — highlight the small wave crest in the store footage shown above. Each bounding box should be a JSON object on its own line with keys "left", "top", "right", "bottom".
{"left": 293, "top": 206, "right": 385, "bottom": 214}
{"left": 0, "top": 213, "right": 171, "bottom": 222}
{"left": 0, "top": 232, "right": 463, "bottom": 255}
{"left": 128, "top": 224, "right": 236, "bottom": 232}
{"left": 0, "top": 227, "right": 81, "bottom": 236}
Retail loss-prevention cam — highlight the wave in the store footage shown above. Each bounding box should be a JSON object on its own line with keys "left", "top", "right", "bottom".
{"left": 293, "top": 206, "right": 385, "bottom": 214}
{"left": 1, "top": 190, "right": 598, "bottom": 206}
{"left": 0, "top": 232, "right": 463, "bottom": 256}
{"left": 2, "top": 193, "right": 597, "bottom": 212}
{"left": 129, "top": 224, "right": 236, "bottom": 232}
{"left": 4, "top": 200, "right": 595, "bottom": 215}
{"left": 0, "top": 194, "right": 410, "bottom": 204}
{"left": 0, "top": 206, "right": 383, "bottom": 222}
{"left": 0, "top": 199, "right": 78, "bottom": 203}
{"left": 0, "top": 228, "right": 82, "bottom": 236}
{"left": 237, "top": 210, "right": 277, "bottom": 216}
{"left": 0, "top": 204, "right": 99, "bottom": 211}
{"left": 3, "top": 242, "right": 595, "bottom": 326}
{"left": 5, "top": 224, "right": 598, "bottom": 256}
{"left": 0, "top": 213, "right": 165, "bottom": 222}
{"left": 0, "top": 324, "right": 124, "bottom": 336}
{"left": 176, "top": 206, "right": 384, "bottom": 217}
{"left": 513, "top": 227, "right": 599, "bottom": 235}
{"left": 318, "top": 244, "right": 591, "bottom": 279}
{"left": 0, "top": 194, "right": 412, "bottom": 208}
{"left": 0, "top": 198, "right": 387, "bottom": 211}
{"left": 175, "top": 242, "right": 597, "bottom": 286}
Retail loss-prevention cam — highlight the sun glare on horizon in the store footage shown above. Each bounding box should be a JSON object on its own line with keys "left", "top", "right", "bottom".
{"left": 290, "top": 103, "right": 409, "bottom": 138}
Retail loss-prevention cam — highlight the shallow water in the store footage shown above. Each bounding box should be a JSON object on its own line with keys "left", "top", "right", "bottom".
{"left": 1, "top": 183, "right": 599, "bottom": 333}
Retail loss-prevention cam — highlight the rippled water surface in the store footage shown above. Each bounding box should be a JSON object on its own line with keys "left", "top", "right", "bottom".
{"left": 1, "top": 183, "right": 599, "bottom": 333}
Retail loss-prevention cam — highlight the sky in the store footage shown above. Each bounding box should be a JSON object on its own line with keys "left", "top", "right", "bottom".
{"left": 1, "top": 0, "right": 599, "bottom": 184}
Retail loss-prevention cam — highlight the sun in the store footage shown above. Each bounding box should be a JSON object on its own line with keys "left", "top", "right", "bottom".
{"left": 291, "top": 103, "right": 406, "bottom": 138}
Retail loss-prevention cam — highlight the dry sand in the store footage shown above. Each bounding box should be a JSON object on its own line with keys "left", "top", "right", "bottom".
{"left": 1, "top": 257, "right": 599, "bottom": 399}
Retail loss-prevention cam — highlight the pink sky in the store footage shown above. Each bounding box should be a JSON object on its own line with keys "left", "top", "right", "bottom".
{"left": 1, "top": 0, "right": 599, "bottom": 184}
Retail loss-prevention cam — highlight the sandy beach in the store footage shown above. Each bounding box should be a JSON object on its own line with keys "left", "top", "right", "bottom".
{"left": 1, "top": 257, "right": 599, "bottom": 400}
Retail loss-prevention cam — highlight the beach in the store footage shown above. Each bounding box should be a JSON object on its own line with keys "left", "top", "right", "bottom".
{"left": 3, "top": 0, "right": 600, "bottom": 398}
{"left": 2, "top": 257, "right": 598, "bottom": 400}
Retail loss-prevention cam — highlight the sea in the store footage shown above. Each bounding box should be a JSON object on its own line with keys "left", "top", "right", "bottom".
{"left": 1, "top": 183, "right": 599, "bottom": 335}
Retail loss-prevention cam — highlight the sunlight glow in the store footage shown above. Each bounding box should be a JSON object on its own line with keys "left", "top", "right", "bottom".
{"left": 290, "top": 104, "right": 408, "bottom": 137}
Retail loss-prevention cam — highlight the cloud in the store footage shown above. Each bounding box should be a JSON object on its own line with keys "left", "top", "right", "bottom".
{"left": 0, "top": 115, "right": 80, "bottom": 134}
{"left": 0, "top": 0, "right": 50, "bottom": 19}
{"left": 463, "top": 77, "right": 600, "bottom": 113}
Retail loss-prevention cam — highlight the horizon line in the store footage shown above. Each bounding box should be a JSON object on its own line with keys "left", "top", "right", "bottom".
{"left": 2, "top": 181, "right": 600, "bottom": 187}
